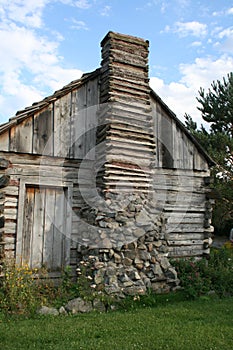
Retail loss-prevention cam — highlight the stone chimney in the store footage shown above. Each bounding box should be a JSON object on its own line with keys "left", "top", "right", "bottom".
{"left": 96, "top": 32, "right": 155, "bottom": 195}
{"left": 77, "top": 33, "right": 178, "bottom": 295}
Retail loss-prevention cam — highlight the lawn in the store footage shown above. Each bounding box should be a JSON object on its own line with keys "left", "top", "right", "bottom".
{"left": 0, "top": 297, "right": 233, "bottom": 350}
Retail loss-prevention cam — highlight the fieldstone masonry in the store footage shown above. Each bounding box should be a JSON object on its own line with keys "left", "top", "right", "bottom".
{"left": 76, "top": 193, "right": 179, "bottom": 296}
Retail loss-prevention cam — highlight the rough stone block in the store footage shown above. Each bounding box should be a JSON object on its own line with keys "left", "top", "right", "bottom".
{"left": 65, "top": 298, "right": 93, "bottom": 314}
{"left": 123, "top": 257, "right": 133, "bottom": 266}
{"left": 38, "top": 306, "right": 59, "bottom": 316}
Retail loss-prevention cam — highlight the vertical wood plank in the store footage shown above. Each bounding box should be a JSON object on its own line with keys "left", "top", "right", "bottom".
{"left": 10, "top": 117, "right": 33, "bottom": 153}
{"left": 22, "top": 187, "right": 35, "bottom": 266}
{"left": 161, "top": 113, "right": 173, "bottom": 168}
{"left": 182, "top": 135, "right": 193, "bottom": 169}
{"left": 85, "top": 79, "right": 99, "bottom": 159}
{"left": 178, "top": 129, "right": 184, "bottom": 169}
{"left": 172, "top": 122, "right": 178, "bottom": 169}
{"left": 70, "top": 90, "right": 77, "bottom": 158}
{"left": 30, "top": 187, "right": 45, "bottom": 268}
{"left": 33, "top": 106, "right": 53, "bottom": 155}
{"left": 9, "top": 126, "right": 17, "bottom": 152}
{"left": 151, "top": 100, "right": 157, "bottom": 167}
{"left": 52, "top": 188, "right": 65, "bottom": 269}
{"left": 194, "top": 151, "right": 208, "bottom": 171}
{"left": 54, "top": 93, "right": 72, "bottom": 157}
{"left": 86, "top": 77, "right": 99, "bottom": 108}
{"left": 156, "top": 104, "right": 163, "bottom": 167}
{"left": 0, "top": 131, "right": 9, "bottom": 151}
{"left": 64, "top": 187, "right": 72, "bottom": 266}
{"left": 43, "top": 188, "right": 56, "bottom": 269}
{"left": 73, "top": 85, "right": 87, "bottom": 159}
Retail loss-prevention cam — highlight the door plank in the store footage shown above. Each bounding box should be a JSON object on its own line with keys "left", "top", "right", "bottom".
{"left": 22, "top": 187, "right": 35, "bottom": 265}
{"left": 43, "top": 188, "right": 56, "bottom": 269}
{"left": 52, "top": 188, "right": 65, "bottom": 269}
{"left": 30, "top": 188, "right": 45, "bottom": 268}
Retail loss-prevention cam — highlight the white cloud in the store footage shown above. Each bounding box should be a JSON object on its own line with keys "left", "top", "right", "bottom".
{"left": 0, "top": 22, "right": 83, "bottom": 118}
{"left": 59, "top": 0, "right": 91, "bottom": 9}
{"left": 179, "top": 56, "right": 233, "bottom": 89}
{"left": 213, "top": 27, "right": 233, "bottom": 53}
{"left": 150, "top": 76, "right": 201, "bottom": 124}
{"left": 176, "top": 0, "right": 190, "bottom": 7}
{"left": 74, "top": 0, "right": 91, "bottom": 8}
{"left": 0, "top": 0, "right": 83, "bottom": 122}
{"left": 173, "top": 21, "right": 208, "bottom": 37}
{"left": 213, "top": 8, "right": 233, "bottom": 17}
{"left": 160, "top": 1, "right": 168, "bottom": 13}
{"left": 100, "top": 5, "right": 111, "bottom": 17}
{"left": 34, "top": 66, "right": 83, "bottom": 91}
{"left": 226, "top": 8, "right": 233, "bottom": 15}
{"left": 0, "top": 0, "right": 48, "bottom": 28}
{"left": 212, "top": 11, "right": 222, "bottom": 17}
{"left": 150, "top": 55, "right": 233, "bottom": 126}
{"left": 0, "top": 24, "right": 59, "bottom": 71}
{"left": 70, "top": 18, "right": 89, "bottom": 30}
{"left": 211, "top": 26, "right": 223, "bottom": 36}
{"left": 161, "top": 24, "right": 170, "bottom": 33}
{"left": 146, "top": 0, "right": 189, "bottom": 12}
{"left": 0, "top": 84, "right": 44, "bottom": 118}
{"left": 218, "top": 27, "right": 233, "bottom": 39}
{"left": 190, "top": 41, "right": 202, "bottom": 47}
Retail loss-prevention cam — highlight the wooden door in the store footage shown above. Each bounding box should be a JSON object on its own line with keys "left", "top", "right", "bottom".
{"left": 21, "top": 186, "right": 70, "bottom": 270}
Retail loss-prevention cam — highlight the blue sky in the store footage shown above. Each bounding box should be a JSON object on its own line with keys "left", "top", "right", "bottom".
{"left": 0, "top": 0, "right": 233, "bottom": 126}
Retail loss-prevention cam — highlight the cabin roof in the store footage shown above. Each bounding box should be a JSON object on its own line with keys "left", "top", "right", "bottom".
{"left": 0, "top": 67, "right": 214, "bottom": 166}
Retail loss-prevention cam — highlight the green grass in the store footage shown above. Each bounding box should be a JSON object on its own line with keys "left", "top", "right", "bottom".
{"left": 1, "top": 297, "right": 233, "bottom": 350}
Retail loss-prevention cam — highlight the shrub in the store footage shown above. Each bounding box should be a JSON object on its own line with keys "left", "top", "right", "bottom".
{"left": 207, "top": 247, "right": 233, "bottom": 297}
{"left": 0, "top": 260, "right": 117, "bottom": 316}
{"left": 52, "top": 266, "right": 79, "bottom": 307}
{"left": 172, "top": 258, "right": 211, "bottom": 299}
{"left": 0, "top": 262, "right": 45, "bottom": 313}
{"left": 0, "top": 262, "right": 56, "bottom": 315}
{"left": 172, "top": 247, "right": 233, "bottom": 299}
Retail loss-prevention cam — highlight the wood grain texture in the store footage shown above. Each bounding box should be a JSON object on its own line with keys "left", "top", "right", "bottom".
{"left": 0, "top": 32, "right": 214, "bottom": 266}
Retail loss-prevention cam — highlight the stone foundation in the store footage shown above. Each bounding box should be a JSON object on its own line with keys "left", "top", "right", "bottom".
{"left": 76, "top": 193, "right": 179, "bottom": 295}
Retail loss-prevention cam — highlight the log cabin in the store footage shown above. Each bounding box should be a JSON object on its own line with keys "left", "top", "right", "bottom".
{"left": 0, "top": 32, "right": 214, "bottom": 293}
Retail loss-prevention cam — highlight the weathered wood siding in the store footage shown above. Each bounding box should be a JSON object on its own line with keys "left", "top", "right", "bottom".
{"left": 152, "top": 168, "right": 213, "bottom": 257}
{"left": 0, "top": 76, "right": 99, "bottom": 160}
{"left": 151, "top": 97, "right": 213, "bottom": 257}
{"left": 0, "top": 152, "right": 94, "bottom": 274}
{"left": 151, "top": 98, "right": 208, "bottom": 171}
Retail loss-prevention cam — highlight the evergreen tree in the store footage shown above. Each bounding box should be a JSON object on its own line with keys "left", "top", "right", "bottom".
{"left": 197, "top": 72, "right": 233, "bottom": 137}
{"left": 184, "top": 72, "right": 233, "bottom": 236}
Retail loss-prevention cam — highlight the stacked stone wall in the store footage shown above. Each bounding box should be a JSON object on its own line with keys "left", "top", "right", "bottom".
{"left": 76, "top": 193, "right": 179, "bottom": 295}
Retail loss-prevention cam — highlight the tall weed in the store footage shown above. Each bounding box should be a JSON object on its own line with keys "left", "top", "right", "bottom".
{"left": 0, "top": 262, "right": 54, "bottom": 315}
{"left": 173, "top": 247, "right": 233, "bottom": 299}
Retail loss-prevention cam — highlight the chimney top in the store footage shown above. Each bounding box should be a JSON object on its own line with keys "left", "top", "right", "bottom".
{"left": 100, "top": 31, "right": 150, "bottom": 104}
{"left": 101, "top": 31, "right": 149, "bottom": 49}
